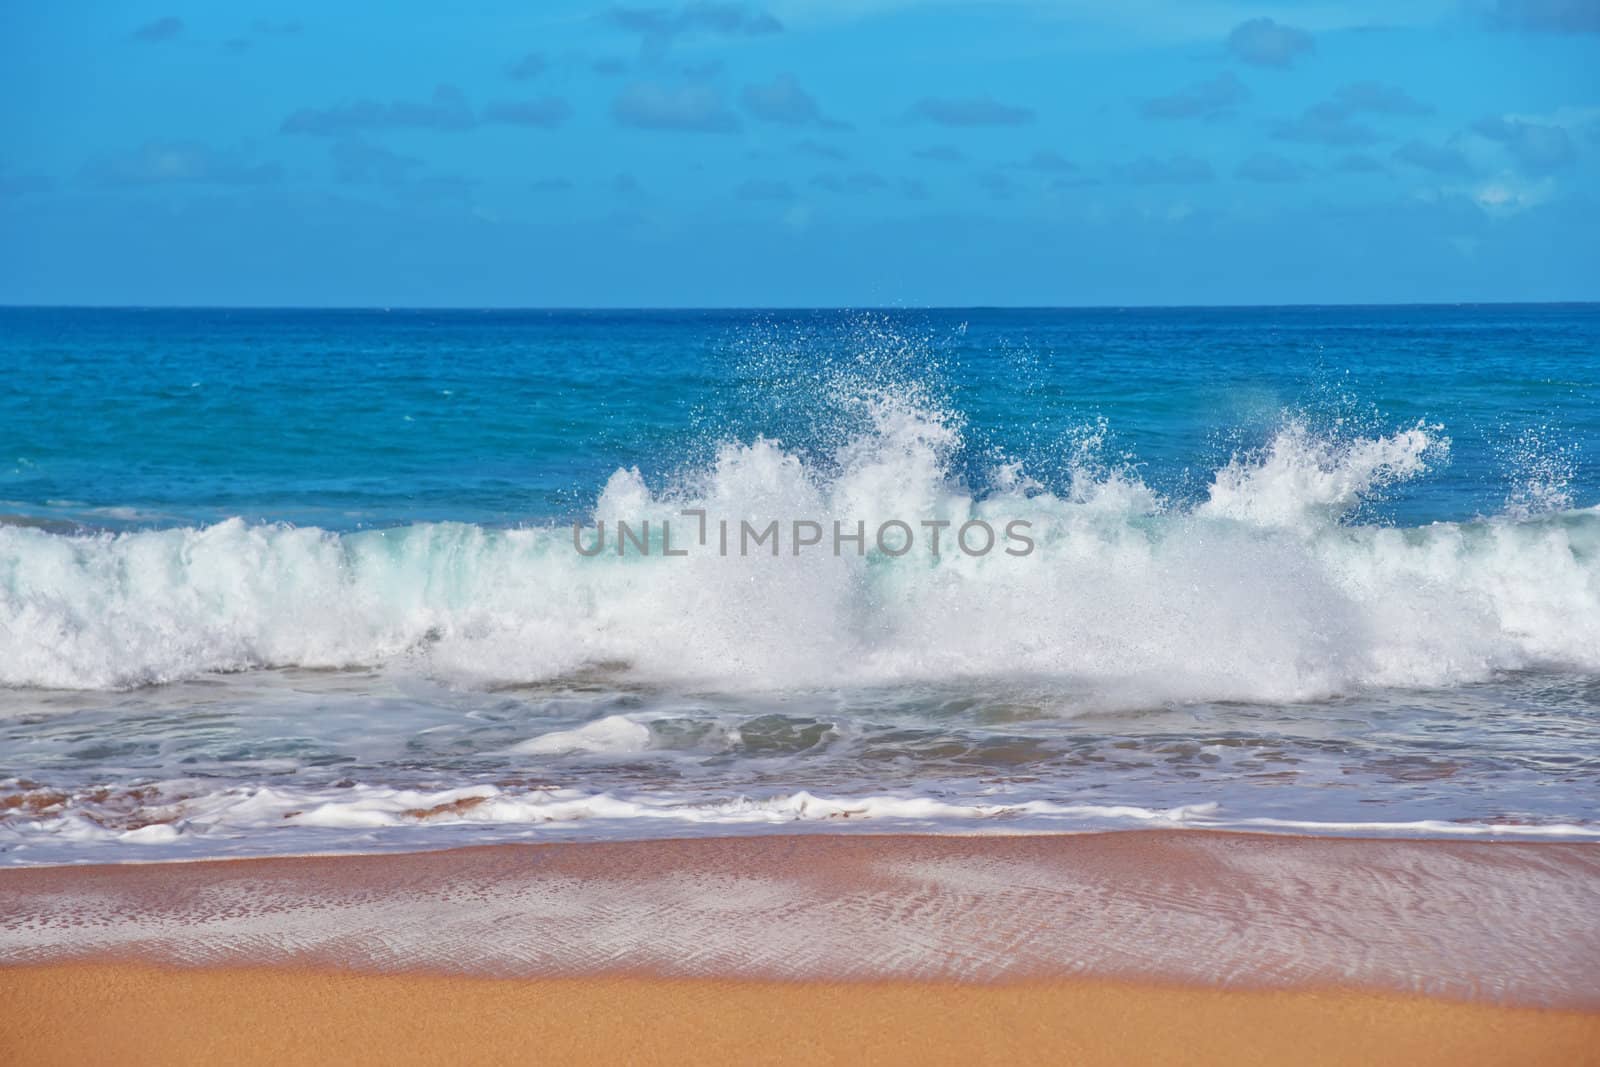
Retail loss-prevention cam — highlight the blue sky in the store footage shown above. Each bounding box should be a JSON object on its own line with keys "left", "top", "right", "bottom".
{"left": 2, "top": 1, "right": 1597, "bottom": 306}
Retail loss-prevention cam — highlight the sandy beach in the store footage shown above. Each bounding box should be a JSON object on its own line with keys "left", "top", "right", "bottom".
{"left": 2, "top": 831, "right": 1597, "bottom": 1064}
{"left": 6, "top": 962, "right": 1599, "bottom": 1067}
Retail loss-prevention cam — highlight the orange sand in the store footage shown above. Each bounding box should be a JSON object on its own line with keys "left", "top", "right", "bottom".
{"left": 3, "top": 962, "right": 1598, "bottom": 1066}
{"left": 3, "top": 832, "right": 1598, "bottom": 1064}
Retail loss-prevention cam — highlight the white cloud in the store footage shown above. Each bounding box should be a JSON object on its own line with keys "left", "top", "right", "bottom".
{"left": 767, "top": 1, "right": 1452, "bottom": 40}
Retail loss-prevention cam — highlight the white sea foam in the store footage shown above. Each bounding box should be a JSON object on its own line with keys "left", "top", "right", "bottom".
{"left": 4, "top": 779, "right": 1593, "bottom": 866}
{"left": 1, "top": 398, "right": 1597, "bottom": 702}
{"left": 512, "top": 715, "right": 652, "bottom": 756}
{"left": 0, "top": 781, "right": 1218, "bottom": 849}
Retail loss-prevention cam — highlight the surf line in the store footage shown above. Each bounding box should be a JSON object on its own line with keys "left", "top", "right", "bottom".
{"left": 573, "top": 511, "right": 1035, "bottom": 558}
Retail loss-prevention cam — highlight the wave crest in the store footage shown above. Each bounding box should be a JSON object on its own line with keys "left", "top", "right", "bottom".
{"left": 2, "top": 401, "right": 1596, "bottom": 700}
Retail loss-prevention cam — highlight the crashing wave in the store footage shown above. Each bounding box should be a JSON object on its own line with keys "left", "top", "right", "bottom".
{"left": 1, "top": 390, "right": 1596, "bottom": 700}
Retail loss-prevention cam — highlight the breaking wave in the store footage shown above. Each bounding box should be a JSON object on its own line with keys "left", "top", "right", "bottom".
{"left": 2, "top": 389, "right": 1597, "bottom": 701}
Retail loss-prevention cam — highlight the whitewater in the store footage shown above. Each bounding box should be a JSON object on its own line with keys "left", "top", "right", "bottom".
{"left": 3, "top": 408, "right": 1597, "bottom": 698}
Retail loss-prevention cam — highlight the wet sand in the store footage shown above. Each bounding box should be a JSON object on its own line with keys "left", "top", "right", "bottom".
{"left": 2, "top": 831, "right": 1598, "bottom": 1064}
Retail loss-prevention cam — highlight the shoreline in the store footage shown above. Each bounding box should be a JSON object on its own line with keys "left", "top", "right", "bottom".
{"left": 3, "top": 830, "right": 1597, "bottom": 1004}
{"left": 6, "top": 831, "right": 1593, "bottom": 1062}
{"left": 4, "top": 830, "right": 1598, "bottom": 1064}
{"left": 4, "top": 820, "right": 1600, "bottom": 871}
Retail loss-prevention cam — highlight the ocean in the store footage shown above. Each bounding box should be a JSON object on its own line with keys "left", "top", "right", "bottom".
{"left": 1, "top": 304, "right": 1597, "bottom": 864}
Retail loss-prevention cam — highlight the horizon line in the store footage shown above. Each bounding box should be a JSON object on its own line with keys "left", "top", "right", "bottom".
{"left": 2, "top": 300, "right": 1597, "bottom": 314}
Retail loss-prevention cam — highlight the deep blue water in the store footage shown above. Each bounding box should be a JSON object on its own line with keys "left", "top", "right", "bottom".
{"left": 3, "top": 305, "right": 1596, "bottom": 530}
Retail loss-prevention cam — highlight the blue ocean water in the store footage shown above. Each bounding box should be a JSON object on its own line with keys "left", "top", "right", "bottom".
{"left": 0, "top": 305, "right": 1597, "bottom": 863}
{"left": 4, "top": 305, "right": 1596, "bottom": 530}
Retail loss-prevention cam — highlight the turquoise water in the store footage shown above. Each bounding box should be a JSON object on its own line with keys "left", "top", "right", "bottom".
{"left": 0, "top": 305, "right": 1597, "bottom": 862}
{"left": 4, "top": 306, "right": 1596, "bottom": 529}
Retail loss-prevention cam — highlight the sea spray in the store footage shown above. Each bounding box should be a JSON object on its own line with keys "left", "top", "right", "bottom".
{"left": 2, "top": 406, "right": 1597, "bottom": 699}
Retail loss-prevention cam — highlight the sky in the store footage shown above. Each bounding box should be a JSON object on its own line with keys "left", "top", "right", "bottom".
{"left": 1, "top": 1, "right": 1597, "bottom": 307}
